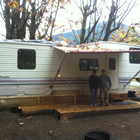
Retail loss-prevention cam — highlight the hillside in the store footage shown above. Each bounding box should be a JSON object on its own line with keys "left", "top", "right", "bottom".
{"left": 53, "top": 23, "right": 127, "bottom": 45}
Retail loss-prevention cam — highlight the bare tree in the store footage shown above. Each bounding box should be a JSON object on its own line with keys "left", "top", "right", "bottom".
{"left": 73, "top": 0, "right": 138, "bottom": 44}
{"left": 103, "top": 0, "right": 137, "bottom": 41}
{"left": 37, "top": 0, "right": 61, "bottom": 40}
{"left": 75, "top": 0, "right": 102, "bottom": 44}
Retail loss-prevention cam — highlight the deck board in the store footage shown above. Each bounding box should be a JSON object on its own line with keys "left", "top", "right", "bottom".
{"left": 54, "top": 100, "right": 140, "bottom": 120}
{"left": 20, "top": 100, "right": 140, "bottom": 120}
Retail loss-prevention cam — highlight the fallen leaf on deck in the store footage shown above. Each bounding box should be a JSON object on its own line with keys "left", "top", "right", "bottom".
{"left": 27, "top": 116, "right": 32, "bottom": 119}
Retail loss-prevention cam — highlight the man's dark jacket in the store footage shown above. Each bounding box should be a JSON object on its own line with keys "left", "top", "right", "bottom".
{"left": 88, "top": 75, "right": 99, "bottom": 90}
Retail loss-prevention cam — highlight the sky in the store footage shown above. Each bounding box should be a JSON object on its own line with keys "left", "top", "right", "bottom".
{"left": 0, "top": 0, "right": 140, "bottom": 39}
{"left": 123, "top": 3, "right": 140, "bottom": 24}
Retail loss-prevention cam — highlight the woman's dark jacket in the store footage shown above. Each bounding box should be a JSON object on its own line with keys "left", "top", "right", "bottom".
{"left": 88, "top": 75, "right": 99, "bottom": 90}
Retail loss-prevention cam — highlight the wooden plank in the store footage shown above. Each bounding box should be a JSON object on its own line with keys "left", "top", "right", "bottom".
{"left": 51, "top": 90, "right": 81, "bottom": 96}
{"left": 50, "top": 96, "right": 74, "bottom": 105}
{"left": 40, "top": 96, "right": 50, "bottom": 105}
{"left": 59, "top": 106, "right": 140, "bottom": 120}
{"left": 54, "top": 100, "right": 140, "bottom": 120}
{"left": 76, "top": 95, "right": 90, "bottom": 104}
{"left": 109, "top": 92, "right": 128, "bottom": 101}
{"left": 38, "top": 97, "right": 40, "bottom": 105}
{"left": 0, "top": 97, "right": 38, "bottom": 109}
{"left": 40, "top": 91, "right": 81, "bottom": 105}
{"left": 120, "top": 93, "right": 128, "bottom": 100}
{"left": 73, "top": 95, "right": 76, "bottom": 104}
{"left": 21, "top": 105, "right": 65, "bottom": 116}
{"left": 21, "top": 105, "right": 53, "bottom": 116}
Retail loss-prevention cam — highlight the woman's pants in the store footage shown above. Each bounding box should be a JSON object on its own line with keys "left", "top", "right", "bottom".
{"left": 91, "top": 88, "right": 98, "bottom": 105}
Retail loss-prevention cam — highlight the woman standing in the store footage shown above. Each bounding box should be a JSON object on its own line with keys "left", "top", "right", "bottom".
{"left": 88, "top": 70, "right": 99, "bottom": 106}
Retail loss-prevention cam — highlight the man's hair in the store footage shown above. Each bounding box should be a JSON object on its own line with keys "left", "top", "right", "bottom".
{"left": 92, "top": 70, "right": 96, "bottom": 73}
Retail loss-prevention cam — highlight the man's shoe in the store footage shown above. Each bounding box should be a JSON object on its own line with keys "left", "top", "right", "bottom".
{"left": 90, "top": 104, "right": 93, "bottom": 106}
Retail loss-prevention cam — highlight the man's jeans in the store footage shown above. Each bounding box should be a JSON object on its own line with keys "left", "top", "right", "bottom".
{"left": 91, "top": 88, "right": 98, "bottom": 105}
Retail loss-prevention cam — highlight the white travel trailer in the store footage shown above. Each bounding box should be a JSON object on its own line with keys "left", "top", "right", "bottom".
{"left": 0, "top": 40, "right": 140, "bottom": 97}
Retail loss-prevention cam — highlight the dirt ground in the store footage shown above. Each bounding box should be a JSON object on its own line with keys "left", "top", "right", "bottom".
{"left": 0, "top": 109, "right": 140, "bottom": 140}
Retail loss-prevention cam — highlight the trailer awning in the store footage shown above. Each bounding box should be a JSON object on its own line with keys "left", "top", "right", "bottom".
{"left": 54, "top": 42, "right": 140, "bottom": 53}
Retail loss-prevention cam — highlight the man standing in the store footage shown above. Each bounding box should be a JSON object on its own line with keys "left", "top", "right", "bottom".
{"left": 89, "top": 70, "right": 99, "bottom": 106}
{"left": 99, "top": 69, "right": 112, "bottom": 106}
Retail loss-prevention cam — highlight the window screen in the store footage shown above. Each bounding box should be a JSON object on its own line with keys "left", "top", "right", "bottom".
{"left": 80, "top": 59, "right": 98, "bottom": 71}
{"left": 109, "top": 58, "right": 115, "bottom": 70}
{"left": 18, "top": 49, "right": 36, "bottom": 69}
{"left": 129, "top": 48, "right": 140, "bottom": 64}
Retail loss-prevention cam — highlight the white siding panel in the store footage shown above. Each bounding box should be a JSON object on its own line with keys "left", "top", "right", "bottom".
{"left": 37, "top": 57, "right": 62, "bottom": 64}
{"left": 119, "top": 66, "right": 139, "bottom": 72}
{"left": 0, "top": 42, "right": 64, "bottom": 78}
{"left": 119, "top": 53, "right": 140, "bottom": 78}
{"left": 0, "top": 71, "right": 56, "bottom": 77}
{"left": 36, "top": 64, "right": 60, "bottom": 71}
{"left": 0, "top": 85, "right": 18, "bottom": 96}
{"left": 0, "top": 47, "right": 17, "bottom": 53}
{"left": 0, "top": 64, "right": 17, "bottom": 69}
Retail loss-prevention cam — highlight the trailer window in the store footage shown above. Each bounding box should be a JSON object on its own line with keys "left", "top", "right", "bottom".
{"left": 18, "top": 49, "right": 36, "bottom": 69}
{"left": 129, "top": 48, "right": 140, "bottom": 64}
{"left": 80, "top": 59, "right": 98, "bottom": 71}
{"left": 109, "top": 58, "right": 115, "bottom": 70}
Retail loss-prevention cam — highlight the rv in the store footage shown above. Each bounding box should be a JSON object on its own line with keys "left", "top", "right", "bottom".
{"left": 0, "top": 40, "right": 140, "bottom": 98}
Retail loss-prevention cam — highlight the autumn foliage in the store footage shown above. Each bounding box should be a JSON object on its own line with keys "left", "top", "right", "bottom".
{"left": 2, "top": 0, "right": 70, "bottom": 40}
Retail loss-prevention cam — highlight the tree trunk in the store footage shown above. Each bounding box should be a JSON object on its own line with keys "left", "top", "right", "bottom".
{"left": 84, "top": 17, "right": 99, "bottom": 43}
{"left": 30, "top": 2, "right": 36, "bottom": 40}
{"left": 5, "top": 0, "right": 11, "bottom": 39}
{"left": 21, "top": 0, "right": 26, "bottom": 39}
{"left": 103, "top": 2, "right": 117, "bottom": 41}
{"left": 16, "top": 0, "right": 26, "bottom": 39}
{"left": 80, "top": 15, "right": 87, "bottom": 44}
{"left": 103, "top": 22, "right": 112, "bottom": 41}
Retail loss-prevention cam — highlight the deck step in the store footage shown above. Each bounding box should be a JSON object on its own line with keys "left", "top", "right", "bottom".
{"left": 20, "top": 105, "right": 60, "bottom": 116}
{"left": 54, "top": 101, "right": 140, "bottom": 120}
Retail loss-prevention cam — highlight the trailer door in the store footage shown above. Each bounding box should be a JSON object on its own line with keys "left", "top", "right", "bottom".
{"left": 105, "top": 53, "right": 119, "bottom": 89}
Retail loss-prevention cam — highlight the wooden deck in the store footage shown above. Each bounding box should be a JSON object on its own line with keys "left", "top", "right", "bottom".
{"left": 0, "top": 90, "right": 128, "bottom": 110}
{"left": 20, "top": 100, "right": 140, "bottom": 120}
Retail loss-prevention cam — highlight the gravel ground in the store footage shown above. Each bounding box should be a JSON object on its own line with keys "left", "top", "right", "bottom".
{"left": 0, "top": 110, "right": 140, "bottom": 140}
